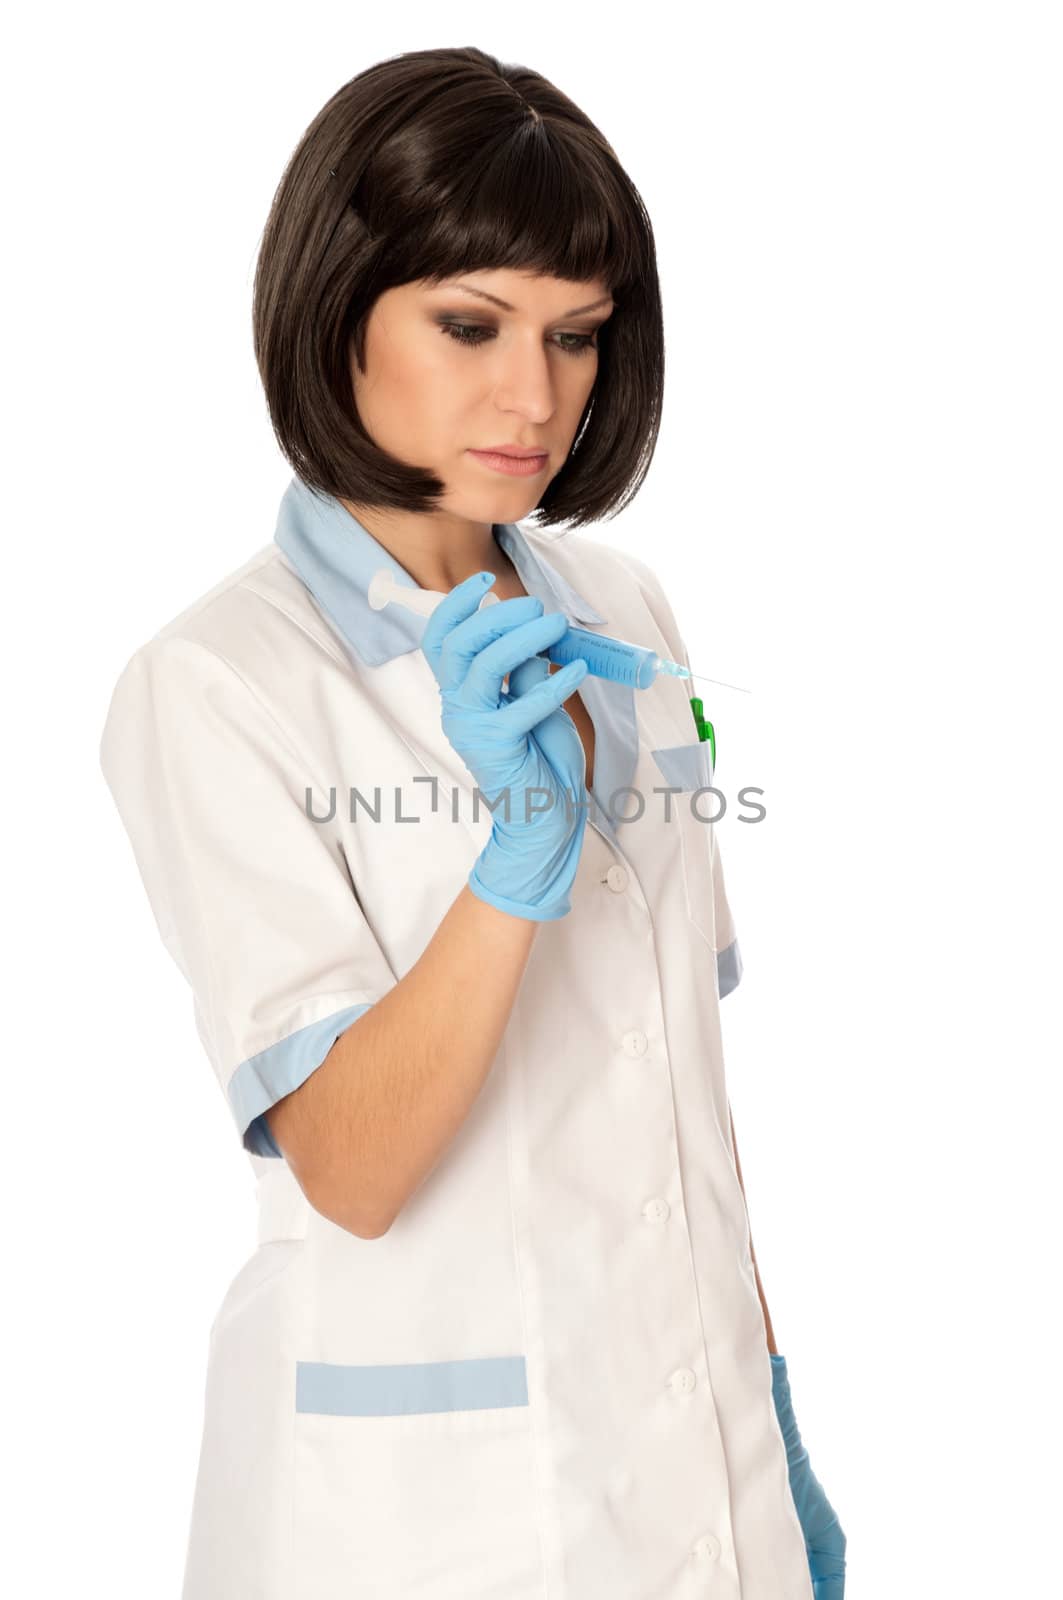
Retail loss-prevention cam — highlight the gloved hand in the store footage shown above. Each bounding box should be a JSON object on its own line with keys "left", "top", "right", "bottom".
{"left": 420, "top": 570, "right": 591, "bottom": 921}
{"left": 770, "top": 1354, "right": 847, "bottom": 1599}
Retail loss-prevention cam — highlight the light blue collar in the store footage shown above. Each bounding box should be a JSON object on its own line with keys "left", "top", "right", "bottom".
{"left": 273, "top": 475, "right": 606, "bottom": 667}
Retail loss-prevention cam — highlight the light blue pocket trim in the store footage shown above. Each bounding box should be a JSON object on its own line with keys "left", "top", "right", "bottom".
{"left": 295, "top": 1355, "right": 530, "bottom": 1416}
{"left": 650, "top": 739, "right": 715, "bottom": 791}
{"left": 228, "top": 1001, "right": 375, "bottom": 1159}
{"left": 717, "top": 938, "right": 743, "bottom": 999}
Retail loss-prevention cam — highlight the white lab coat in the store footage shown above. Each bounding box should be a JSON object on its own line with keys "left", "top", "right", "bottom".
{"left": 99, "top": 476, "right": 813, "bottom": 1599}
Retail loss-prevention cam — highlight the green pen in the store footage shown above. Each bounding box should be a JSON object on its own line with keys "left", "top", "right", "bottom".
{"left": 689, "top": 697, "right": 716, "bottom": 771}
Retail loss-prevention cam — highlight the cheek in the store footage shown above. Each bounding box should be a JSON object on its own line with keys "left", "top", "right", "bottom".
{"left": 370, "top": 342, "right": 468, "bottom": 455}
{"left": 561, "top": 364, "right": 598, "bottom": 423}
{"left": 356, "top": 335, "right": 434, "bottom": 429}
{"left": 412, "top": 345, "right": 482, "bottom": 435}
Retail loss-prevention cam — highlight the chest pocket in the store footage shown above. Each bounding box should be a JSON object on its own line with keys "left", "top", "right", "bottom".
{"left": 650, "top": 737, "right": 720, "bottom": 951}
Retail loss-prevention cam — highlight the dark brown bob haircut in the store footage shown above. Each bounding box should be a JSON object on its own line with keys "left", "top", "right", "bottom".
{"left": 252, "top": 45, "right": 664, "bottom": 531}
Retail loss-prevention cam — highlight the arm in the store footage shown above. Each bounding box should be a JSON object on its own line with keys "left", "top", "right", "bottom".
{"left": 728, "top": 1101, "right": 780, "bottom": 1356}
{"left": 268, "top": 883, "right": 537, "bottom": 1239}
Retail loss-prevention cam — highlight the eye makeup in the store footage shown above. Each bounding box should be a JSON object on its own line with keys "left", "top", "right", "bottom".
{"left": 436, "top": 320, "right": 600, "bottom": 357}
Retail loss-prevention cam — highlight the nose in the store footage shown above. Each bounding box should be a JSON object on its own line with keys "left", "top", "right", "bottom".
{"left": 490, "top": 333, "right": 565, "bottom": 420}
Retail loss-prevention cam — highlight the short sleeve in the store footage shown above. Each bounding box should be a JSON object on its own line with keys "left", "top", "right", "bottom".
{"left": 614, "top": 544, "right": 744, "bottom": 999}
{"left": 99, "top": 635, "right": 397, "bottom": 1160}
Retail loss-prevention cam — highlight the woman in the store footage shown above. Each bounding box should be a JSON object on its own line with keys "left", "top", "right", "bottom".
{"left": 99, "top": 45, "right": 845, "bottom": 1600}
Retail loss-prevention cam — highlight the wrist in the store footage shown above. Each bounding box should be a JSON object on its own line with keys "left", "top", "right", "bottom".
{"left": 467, "top": 865, "right": 571, "bottom": 922}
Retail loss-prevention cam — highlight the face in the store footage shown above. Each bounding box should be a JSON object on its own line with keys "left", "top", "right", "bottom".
{"left": 349, "top": 268, "right": 615, "bottom": 520}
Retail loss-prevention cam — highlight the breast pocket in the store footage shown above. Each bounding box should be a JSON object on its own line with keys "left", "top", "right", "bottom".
{"left": 650, "top": 739, "right": 720, "bottom": 950}
{"left": 292, "top": 1354, "right": 547, "bottom": 1599}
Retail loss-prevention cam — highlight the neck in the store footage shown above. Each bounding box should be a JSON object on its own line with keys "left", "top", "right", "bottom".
{"left": 338, "top": 499, "right": 514, "bottom": 593}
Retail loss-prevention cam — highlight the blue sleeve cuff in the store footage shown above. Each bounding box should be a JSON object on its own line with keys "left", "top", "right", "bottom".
{"left": 228, "top": 1001, "right": 376, "bottom": 1159}
{"left": 245, "top": 1111, "right": 283, "bottom": 1158}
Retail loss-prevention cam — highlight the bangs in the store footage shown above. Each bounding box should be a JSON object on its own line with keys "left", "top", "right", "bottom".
{"left": 365, "top": 119, "right": 646, "bottom": 298}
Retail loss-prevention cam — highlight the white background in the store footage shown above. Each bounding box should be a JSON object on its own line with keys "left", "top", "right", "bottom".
{"left": 5, "top": 4, "right": 1060, "bottom": 1595}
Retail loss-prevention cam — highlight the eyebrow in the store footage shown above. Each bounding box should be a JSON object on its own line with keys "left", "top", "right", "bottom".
{"left": 443, "top": 283, "right": 615, "bottom": 318}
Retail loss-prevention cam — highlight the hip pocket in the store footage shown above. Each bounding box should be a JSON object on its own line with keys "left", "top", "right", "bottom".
{"left": 292, "top": 1355, "right": 547, "bottom": 1598}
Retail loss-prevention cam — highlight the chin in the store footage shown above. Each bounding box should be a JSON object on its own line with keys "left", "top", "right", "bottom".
{"left": 449, "top": 478, "right": 542, "bottom": 524}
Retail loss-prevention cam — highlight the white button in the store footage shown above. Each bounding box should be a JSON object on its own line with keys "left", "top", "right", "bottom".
{"left": 642, "top": 1197, "right": 670, "bottom": 1223}
{"left": 605, "top": 864, "right": 628, "bottom": 893}
{"left": 692, "top": 1533, "right": 721, "bottom": 1561}
{"left": 621, "top": 1029, "right": 648, "bottom": 1057}
{"left": 668, "top": 1367, "right": 697, "bottom": 1395}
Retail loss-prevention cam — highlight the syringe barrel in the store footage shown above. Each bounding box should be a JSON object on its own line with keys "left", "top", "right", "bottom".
{"left": 372, "top": 571, "right": 661, "bottom": 689}
{"left": 542, "top": 624, "right": 658, "bottom": 690}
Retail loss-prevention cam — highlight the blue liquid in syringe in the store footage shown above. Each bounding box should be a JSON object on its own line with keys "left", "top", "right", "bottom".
{"left": 541, "top": 623, "right": 689, "bottom": 690}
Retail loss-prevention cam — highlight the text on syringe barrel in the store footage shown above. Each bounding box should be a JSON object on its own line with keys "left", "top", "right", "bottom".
{"left": 540, "top": 625, "right": 658, "bottom": 689}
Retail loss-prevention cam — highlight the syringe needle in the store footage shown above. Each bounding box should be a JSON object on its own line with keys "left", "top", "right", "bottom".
{"left": 688, "top": 670, "right": 752, "bottom": 695}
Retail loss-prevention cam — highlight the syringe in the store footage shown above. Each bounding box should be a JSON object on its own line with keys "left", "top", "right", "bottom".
{"left": 368, "top": 568, "right": 694, "bottom": 691}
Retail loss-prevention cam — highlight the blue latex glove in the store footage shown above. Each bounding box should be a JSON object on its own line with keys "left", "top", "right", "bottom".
{"left": 420, "top": 571, "right": 591, "bottom": 921}
{"left": 770, "top": 1354, "right": 847, "bottom": 1599}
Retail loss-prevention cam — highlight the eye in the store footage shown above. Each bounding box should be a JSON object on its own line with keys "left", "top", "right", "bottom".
{"left": 438, "top": 323, "right": 598, "bottom": 358}
{"left": 439, "top": 322, "right": 492, "bottom": 348}
{"left": 554, "top": 332, "right": 598, "bottom": 357}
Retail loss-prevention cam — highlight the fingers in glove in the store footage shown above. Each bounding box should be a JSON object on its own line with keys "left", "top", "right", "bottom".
{"left": 420, "top": 571, "right": 500, "bottom": 680}
{"left": 462, "top": 610, "right": 573, "bottom": 708}
{"left": 499, "top": 657, "right": 588, "bottom": 738}
{"left": 507, "top": 655, "right": 553, "bottom": 698}
{"left": 437, "top": 595, "right": 550, "bottom": 696}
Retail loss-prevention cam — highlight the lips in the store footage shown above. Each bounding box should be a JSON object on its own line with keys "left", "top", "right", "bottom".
{"left": 474, "top": 446, "right": 548, "bottom": 458}
{"left": 468, "top": 448, "right": 550, "bottom": 478}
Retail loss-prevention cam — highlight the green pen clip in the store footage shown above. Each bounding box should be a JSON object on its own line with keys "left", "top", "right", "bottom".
{"left": 689, "top": 696, "right": 716, "bottom": 771}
